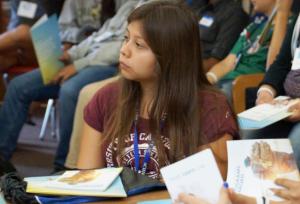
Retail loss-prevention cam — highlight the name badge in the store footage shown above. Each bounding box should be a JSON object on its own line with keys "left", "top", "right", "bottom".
{"left": 17, "top": 1, "right": 38, "bottom": 19}
{"left": 292, "top": 48, "right": 300, "bottom": 70}
{"left": 199, "top": 16, "right": 214, "bottom": 27}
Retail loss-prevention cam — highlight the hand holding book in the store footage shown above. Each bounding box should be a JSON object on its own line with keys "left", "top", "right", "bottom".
{"left": 59, "top": 51, "right": 72, "bottom": 64}
{"left": 286, "top": 99, "right": 300, "bottom": 122}
{"left": 238, "top": 96, "right": 299, "bottom": 129}
{"left": 176, "top": 178, "right": 300, "bottom": 204}
{"left": 51, "top": 64, "right": 77, "bottom": 85}
{"left": 161, "top": 139, "right": 299, "bottom": 204}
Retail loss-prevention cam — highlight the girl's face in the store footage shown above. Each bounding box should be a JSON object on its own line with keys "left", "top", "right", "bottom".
{"left": 251, "top": 0, "right": 275, "bottom": 14}
{"left": 119, "top": 21, "right": 157, "bottom": 82}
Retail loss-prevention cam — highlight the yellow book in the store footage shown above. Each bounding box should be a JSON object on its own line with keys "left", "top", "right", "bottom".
{"left": 25, "top": 167, "right": 126, "bottom": 197}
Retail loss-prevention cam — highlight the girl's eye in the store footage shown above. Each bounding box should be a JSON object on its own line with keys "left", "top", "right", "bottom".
{"left": 123, "top": 35, "right": 129, "bottom": 42}
{"left": 135, "top": 42, "right": 144, "bottom": 48}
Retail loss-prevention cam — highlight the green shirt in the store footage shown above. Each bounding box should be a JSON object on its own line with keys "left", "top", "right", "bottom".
{"left": 222, "top": 15, "right": 295, "bottom": 81}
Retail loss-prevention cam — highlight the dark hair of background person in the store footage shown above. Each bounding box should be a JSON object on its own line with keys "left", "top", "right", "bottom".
{"left": 40, "top": 0, "right": 65, "bottom": 16}
{"left": 292, "top": 0, "right": 300, "bottom": 14}
{"left": 42, "top": 0, "right": 116, "bottom": 24}
{"left": 101, "top": 0, "right": 116, "bottom": 25}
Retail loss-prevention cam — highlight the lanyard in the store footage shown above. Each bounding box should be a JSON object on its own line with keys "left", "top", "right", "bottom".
{"left": 133, "top": 122, "right": 153, "bottom": 174}
{"left": 234, "top": 16, "right": 269, "bottom": 68}
{"left": 133, "top": 110, "right": 166, "bottom": 175}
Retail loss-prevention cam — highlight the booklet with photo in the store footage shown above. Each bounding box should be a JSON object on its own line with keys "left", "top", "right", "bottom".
{"left": 160, "top": 149, "right": 223, "bottom": 204}
{"left": 161, "top": 139, "right": 299, "bottom": 203}
{"left": 25, "top": 167, "right": 126, "bottom": 197}
{"left": 30, "top": 14, "right": 64, "bottom": 85}
{"left": 238, "top": 96, "right": 297, "bottom": 129}
{"left": 227, "top": 139, "right": 299, "bottom": 201}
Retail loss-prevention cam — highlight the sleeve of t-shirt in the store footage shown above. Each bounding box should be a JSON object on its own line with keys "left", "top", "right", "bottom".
{"left": 84, "top": 83, "right": 117, "bottom": 132}
{"left": 202, "top": 92, "right": 239, "bottom": 143}
{"left": 262, "top": 20, "right": 295, "bottom": 95}
{"left": 210, "top": 11, "right": 249, "bottom": 59}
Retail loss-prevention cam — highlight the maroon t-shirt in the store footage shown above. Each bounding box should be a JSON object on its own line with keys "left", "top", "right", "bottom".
{"left": 84, "top": 82, "right": 239, "bottom": 179}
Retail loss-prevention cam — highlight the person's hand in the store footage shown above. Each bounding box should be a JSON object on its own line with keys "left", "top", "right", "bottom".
{"left": 59, "top": 51, "right": 71, "bottom": 64}
{"left": 216, "top": 187, "right": 231, "bottom": 204}
{"left": 276, "top": 0, "right": 293, "bottom": 13}
{"left": 175, "top": 185, "right": 257, "bottom": 204}
{"left": 271, "top": 178, "right": 300, "bottom": 204}
{"left": 62, "top": 43, "right": 74, "bottom": 51}
{"left": 175, "top": 185, "right": 231, "bottom": 204}
{"left": 175, "top": 193, "right": 211, "bottom": 204}
{"left": 256, "top": 89, "right": 275, "bottom": 105}
{"left": 206, "top": 72, "right": 217, "bottom": 85}
{"left": 286, "top": 99, "right": 300, "bottom": 122}
{"left": 206, "top": 75, "right": 215, "bottom": 85}
{"left": 51, "top": 64, "right": 77, "bottom": 84}
{"left": 229, "top": 191, "right": 256, "bottom": 204}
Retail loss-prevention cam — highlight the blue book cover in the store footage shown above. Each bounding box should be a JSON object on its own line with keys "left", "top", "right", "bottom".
{"left": 238, "top": 111, "right": 291, "bottom": 129}
{"left": 237, "top": 100, "right": 295, "bottom": 129}
{"left": 30, "top": 15, "right": 64, "bottom": 84}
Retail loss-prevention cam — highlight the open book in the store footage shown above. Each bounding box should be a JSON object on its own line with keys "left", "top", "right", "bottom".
{"left": 30, "top": 15, "right": 64, "bottom": 84}
{"left": 25, "top": 167, "right": 126, "bottom": 197}
{"left": 238, "top": 96, "right": 297, "bottom": 129}
{"left": 161, "top": 139, "right": 299, "bottom": 203}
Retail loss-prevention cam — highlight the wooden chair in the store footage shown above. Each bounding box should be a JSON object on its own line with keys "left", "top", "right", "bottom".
{"left": 232, "top": 73, "right": 265, "bottom": 114}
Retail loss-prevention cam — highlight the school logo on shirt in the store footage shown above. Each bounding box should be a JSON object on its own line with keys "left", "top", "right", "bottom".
{"left": 105, "top": 133, "right": 170, "bottom": 179}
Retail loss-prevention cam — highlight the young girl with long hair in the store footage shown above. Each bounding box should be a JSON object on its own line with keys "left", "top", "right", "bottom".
{"left": 77, "top": 0, "right": 239, "bottom": 180}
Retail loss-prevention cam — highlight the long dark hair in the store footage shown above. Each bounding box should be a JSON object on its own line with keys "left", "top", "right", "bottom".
{"left": 104, "top": 0, "right": 210, "bottom": 166}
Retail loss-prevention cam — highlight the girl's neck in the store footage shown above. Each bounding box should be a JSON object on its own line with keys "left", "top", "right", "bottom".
{"left": 139, "top": 81, "right": 156, "bottom": 118}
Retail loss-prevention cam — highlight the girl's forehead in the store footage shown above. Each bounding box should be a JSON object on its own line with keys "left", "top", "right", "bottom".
{"left": 128, "top": 20, "right": 143, "bottom": 31}
{"left": 127, "top": 21, "right": 146, "bottom": 38}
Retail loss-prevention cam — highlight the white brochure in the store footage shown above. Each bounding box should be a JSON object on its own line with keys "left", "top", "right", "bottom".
{"left": 160, "top": 149, "right": 223, "bottom": 204}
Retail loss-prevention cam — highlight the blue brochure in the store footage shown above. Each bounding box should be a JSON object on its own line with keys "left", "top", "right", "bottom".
{"left": 31, "top": 14, "right": 64, "bottom": 84}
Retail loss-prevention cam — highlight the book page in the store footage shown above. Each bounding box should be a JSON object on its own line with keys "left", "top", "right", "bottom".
{"left": 227, "top": 139, "right": 299, "bottom": 201}
{"left": 160, "top": 149, "right": 223, "bottom": 204}
{"left": 45, "top": 168, "right": 123, "bottom": 191}
{"left": 25, "top": 174, "right": 127, "bottom": 197}
{"left": 31, "top": 15, "right": 48, "bottom": 29}
{"left": 238, "top": 103, "right": 289, "bottom": 122}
